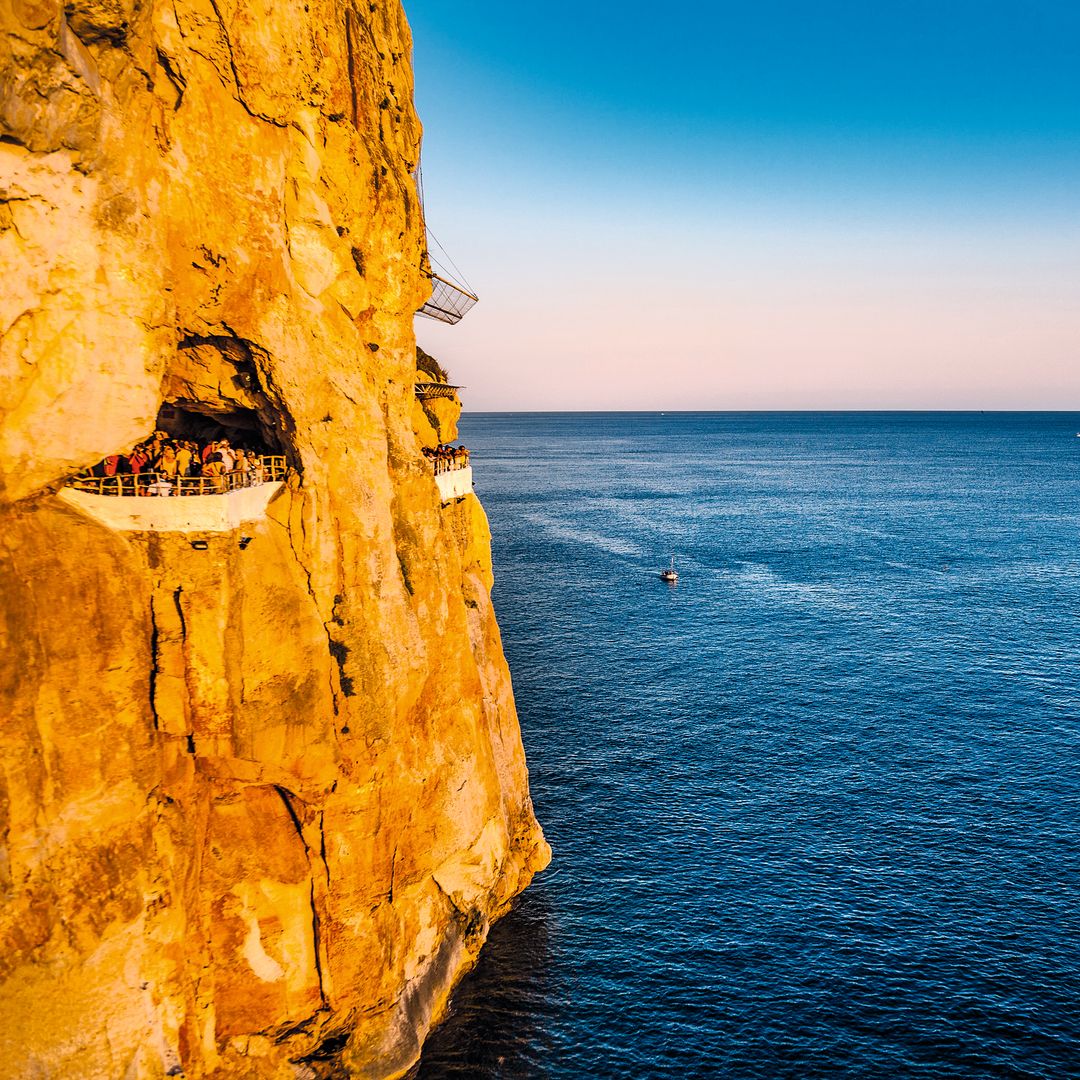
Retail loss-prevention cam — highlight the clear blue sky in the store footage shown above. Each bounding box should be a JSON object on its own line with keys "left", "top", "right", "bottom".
{"left": 408, "top": 1, "right": 1080, "bottom": 409}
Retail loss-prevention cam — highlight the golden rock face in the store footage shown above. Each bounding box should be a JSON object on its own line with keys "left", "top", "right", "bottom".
{"left": 0, "top": 3, "right": 549, "bottom": 1077}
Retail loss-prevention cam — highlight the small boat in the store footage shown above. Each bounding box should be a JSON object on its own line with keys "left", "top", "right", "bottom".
{"left": 660, "top": 556, "right": 678, "bottom": 583}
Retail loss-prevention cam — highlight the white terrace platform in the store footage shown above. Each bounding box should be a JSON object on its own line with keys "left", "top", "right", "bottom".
{"left": 435, "top": 465, "right": 472, "bottom": 503}
{"left": 59, "top": 481, "right": 284, "bottom": 533}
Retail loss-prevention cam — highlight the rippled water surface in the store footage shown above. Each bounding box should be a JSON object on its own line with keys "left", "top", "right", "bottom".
{"left": 416, "top": 413, "right": 1080, "bottom": 1079}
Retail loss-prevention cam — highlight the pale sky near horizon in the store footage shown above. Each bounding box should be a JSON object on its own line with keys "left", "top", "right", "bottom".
{"left": 406, "top": 1, "right": 1080, "bottom": 411}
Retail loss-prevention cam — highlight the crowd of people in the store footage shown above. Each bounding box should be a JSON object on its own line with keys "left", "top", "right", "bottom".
{"left": 423, "top": 443, "right": 470, "bottom": 475}
{"left": 81, "top": 431, "right": 274, "bottom": 494}
{"left": 77, "top": 432, "right": 468, "bottom": 497}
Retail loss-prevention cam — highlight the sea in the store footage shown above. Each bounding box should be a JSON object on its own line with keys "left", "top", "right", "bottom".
{"left": 414, "top": 412, "right": 1080, "bottom": 1080}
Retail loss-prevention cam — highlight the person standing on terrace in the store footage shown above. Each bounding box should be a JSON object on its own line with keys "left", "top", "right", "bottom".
{"left": 201, "top": 452, "right": 226, "bottom": 492}
{"left": 218, "top": 440, "right": 235, "bottom": 473}
{"left": 156, "top": 444, "right": 179, "bottom": 479}
{"left": 175, "top": 441, "right": 193, "bottom": 478}
{"left": 128, "top": 445, "right": 149, "bottom": 475}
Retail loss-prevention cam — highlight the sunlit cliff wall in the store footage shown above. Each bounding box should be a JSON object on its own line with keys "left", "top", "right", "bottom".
{"left": 0, "top": 2, "right": 548, "bottom": 1076}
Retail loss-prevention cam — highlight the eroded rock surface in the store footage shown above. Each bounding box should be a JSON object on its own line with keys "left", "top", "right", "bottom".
{"left": 0, "top": 3, "right": 548, "bottom": 1076}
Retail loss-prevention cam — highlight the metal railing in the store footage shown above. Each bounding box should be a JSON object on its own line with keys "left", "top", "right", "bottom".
{"left": 430, "top": 453, "right": 470, "bottom": 476}
{"left": 68, "top": 456, "right": 288, "bottom": 497}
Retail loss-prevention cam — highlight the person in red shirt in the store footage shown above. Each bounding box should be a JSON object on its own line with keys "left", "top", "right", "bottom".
{"left": 128, "top": 446, "right": 149, "bottom": 474}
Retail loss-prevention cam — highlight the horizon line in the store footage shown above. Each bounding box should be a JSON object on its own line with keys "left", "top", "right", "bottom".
{"left": 458, "top": 408, "right": 1080, "bottom": 416}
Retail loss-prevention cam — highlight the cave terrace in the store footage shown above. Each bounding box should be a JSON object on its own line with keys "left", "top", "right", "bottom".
{"left": 60, "top": 456, "right": 288, "bottom": 532}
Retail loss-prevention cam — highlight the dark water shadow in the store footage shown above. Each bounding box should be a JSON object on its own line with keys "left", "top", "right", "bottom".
{"left": 411, "top": 890, "right": 556, "bottom": 1079}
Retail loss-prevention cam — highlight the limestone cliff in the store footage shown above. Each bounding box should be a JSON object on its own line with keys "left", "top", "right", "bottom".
{"left": 0, "top": 2, "right": 549, "bottom": 1077}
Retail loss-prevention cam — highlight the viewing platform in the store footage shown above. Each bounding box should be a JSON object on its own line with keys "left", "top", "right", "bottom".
{"left": 60, "top": 456, "right": 287, "bottom": 532}
{"left": 416, "top": 272, "right": 478, "bottom": 325}
{"left": 426, "top": 447, "right": 472, "bottom": 503}
{"left": 415, "top": 382, "right": 462, "bottom": 401}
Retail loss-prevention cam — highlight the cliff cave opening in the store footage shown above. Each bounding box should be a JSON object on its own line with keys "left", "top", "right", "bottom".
{"left": 69, "top": 400, "right": 292, "bottom": 495}
{"left": 155, "top": 403, "right": 282, "bottom": 457}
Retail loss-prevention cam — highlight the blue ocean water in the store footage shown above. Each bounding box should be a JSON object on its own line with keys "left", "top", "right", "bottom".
{"left": 415, "top": 413, "right": 1080, "bottom": 1079}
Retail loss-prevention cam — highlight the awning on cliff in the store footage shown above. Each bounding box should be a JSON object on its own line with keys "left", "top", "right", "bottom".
{"left": 414, "top": 158, "right": 479, "bottom": 325}
{"left": 416, "top": 272, "right": 479, "bottom": 325}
